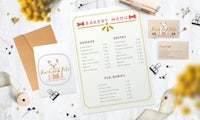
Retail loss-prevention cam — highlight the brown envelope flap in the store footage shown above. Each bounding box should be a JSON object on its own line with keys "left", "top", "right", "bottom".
{"left": 14, "top": 25, "right": 57, "bottom": 90}
{"left": 25, "top": 25, "right": 57, "bottom": 48}
{"left": 14, "top": 35, "right": 38, "bottom": 90}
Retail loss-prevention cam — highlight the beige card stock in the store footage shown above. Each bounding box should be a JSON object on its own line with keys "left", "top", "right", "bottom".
{"left": 148, "top": 20, "right": 179, "bottom": 38}
{"left": 158, "top": 41, "right": 189, "bottom": 60}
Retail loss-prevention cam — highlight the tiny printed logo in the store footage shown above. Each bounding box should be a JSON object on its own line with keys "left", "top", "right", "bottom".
{"left": 38, "top": 54, "right": 71, "bottom": 86}
{"left": 159, "top": 22, "right": 168, "bottom": 36}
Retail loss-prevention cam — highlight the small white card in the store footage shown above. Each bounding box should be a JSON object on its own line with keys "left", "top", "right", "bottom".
{"left": 33, "top": 43, "right": 76, "bottom": 97}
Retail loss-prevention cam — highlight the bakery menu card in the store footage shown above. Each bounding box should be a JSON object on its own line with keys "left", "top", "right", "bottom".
{"left": 33, "top": 43, "right": 76, "bottom": 97}
{"left": 71, "top": 8, "right": 154, "bottom": 114}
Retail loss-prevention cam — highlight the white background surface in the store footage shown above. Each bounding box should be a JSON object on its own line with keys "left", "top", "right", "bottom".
{"left": 0, "top": 0, "right": 200, "bottom": 120}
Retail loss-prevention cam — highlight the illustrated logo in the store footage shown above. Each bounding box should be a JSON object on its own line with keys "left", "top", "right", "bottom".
{"left": 159, "top": 22, "right": 168, "bottom": 36}
{"left": 150, "top": 21, "right": 179, "bottom": 38}
{"left": 38, "top": 54, "right": 71, "bottom": 86}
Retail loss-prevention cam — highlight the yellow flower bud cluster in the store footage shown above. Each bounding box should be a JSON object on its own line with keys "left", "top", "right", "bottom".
{"left": 173, "top": 64, "right": 200, "bottom": 97}
{"left": 172, "top": 64, "right": 200, "bottom": 114}
{"left": 17, "top": 0, "right": 51, "bottom": 22}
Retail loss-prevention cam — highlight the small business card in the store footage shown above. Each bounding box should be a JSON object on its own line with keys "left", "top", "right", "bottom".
{"left": 158, "top": 41, "right": 189, "bottom": 60}
{"left": 149, "top": 20, "right": 179, "bottom": 38}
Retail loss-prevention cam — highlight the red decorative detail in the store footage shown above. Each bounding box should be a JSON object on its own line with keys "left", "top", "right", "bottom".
{"left": 77, "top": 22, "right": 85, "bottom": 27}
{"left": 164, "top": 96, "right": 168, "bottom": 100}
{"left": 129, "top": 14, "right": 136, "bottom": 19}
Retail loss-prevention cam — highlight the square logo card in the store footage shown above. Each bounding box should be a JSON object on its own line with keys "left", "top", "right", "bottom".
{"left": 34, "top": 43, "right": 76, "bottom": 98}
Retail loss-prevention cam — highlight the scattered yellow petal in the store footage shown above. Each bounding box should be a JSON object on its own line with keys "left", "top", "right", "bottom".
{"left": 11, "top": 17, "right": 20, "bottom": 24}
{"left": 181, "top": 106, "right": 190, "bottom": 115}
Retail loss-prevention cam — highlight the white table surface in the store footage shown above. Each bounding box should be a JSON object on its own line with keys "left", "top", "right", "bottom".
{"left": 0, "top": 0, "right": 200, "bottom": 120}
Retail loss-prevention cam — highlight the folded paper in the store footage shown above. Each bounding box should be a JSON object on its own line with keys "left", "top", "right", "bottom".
{"left": 14, "top": 25, "right": 57, "bottom": 90}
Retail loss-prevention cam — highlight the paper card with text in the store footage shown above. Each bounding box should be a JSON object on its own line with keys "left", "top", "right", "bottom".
{"left": 71, "top": 8, "right": 154, "bottom": 114}
{"left": 158, "top": 41, "right": 189, "bottom": 60}
{"left": 148, "top": 20, "right": 179, "bottom": 38}
{"left": 33, "top": 43, "right": 76, "bottom": 97}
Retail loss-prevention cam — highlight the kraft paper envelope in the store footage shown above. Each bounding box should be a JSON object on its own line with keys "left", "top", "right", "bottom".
{"left": 14, "top": 25, "right": 57, "bottom": 90}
